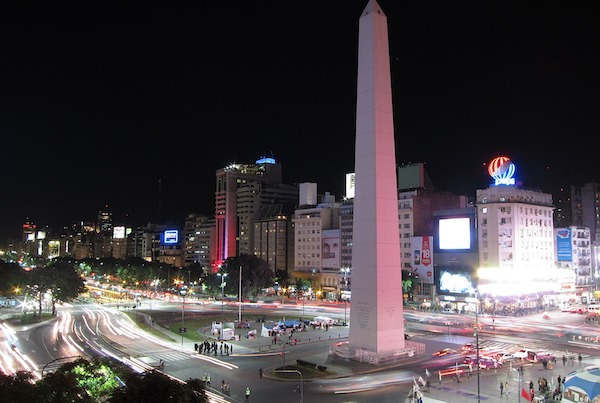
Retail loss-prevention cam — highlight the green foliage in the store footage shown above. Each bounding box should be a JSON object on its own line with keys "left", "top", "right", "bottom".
{"left": 0, "top": 371, "right": 39, "bottom": 402}
{"left": 0, "top": 357, "right": 208, "bottom": 403}
{"left": 220, "top": 254, "right": 275, "bottom": 299}
{"left": 0, "top": 260, "right": 26, "bottom": 296}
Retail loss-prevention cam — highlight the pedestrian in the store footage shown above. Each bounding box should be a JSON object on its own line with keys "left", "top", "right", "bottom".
{"left": 500, "top": 381, "right": 504, "bottom": 396}
{"left": 245, "top": 386, "right": 251, "bottom": 402}
{"left": 558, "top": 375, "right": 561, "bottom": 385}
{"left": 578, "top": 354, "right": 582, "bottom": 365}
{"left": 504, "top": 381, "right": 509, "bottom": 398}
{"left": 259, "top": 367, "right": 263, "bottom": 379}
{"left": 562, "top": 355, "right": 567, "bottom": 365}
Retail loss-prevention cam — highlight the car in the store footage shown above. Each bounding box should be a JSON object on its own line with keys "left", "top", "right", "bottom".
{"left": 432, "top": 348, "right": 457, "bottom": 357}
{"left": 463, "top": 355, "right": 502, "bottom": 369}
{"left": 493, "top": 352, "right": 516, "bottom": 363}
{"left": 439, "top": 364, "right": 471, "bottom": 377}
{"left": 461, "top": 343, "right": 476, "bottom": 353}
{"left": 532, "top": 351, "right": 556, "bottom": 363}
{"left": 514, "top": 349, "right": 534, "bottom": 360}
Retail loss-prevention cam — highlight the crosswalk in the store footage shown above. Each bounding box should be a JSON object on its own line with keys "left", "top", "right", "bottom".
{"left": 475, "top": 339, "right": 590, "bottom": 361}
{"left": 149, "top": 350, "right": 193, "bottom": 363}
{"left": 415, "top": 332, "right": 591, "bottom": 361}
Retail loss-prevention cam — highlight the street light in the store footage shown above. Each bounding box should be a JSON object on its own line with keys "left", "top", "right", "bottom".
{"left": 152, "top": 278, "right": 159, "bottom": 309}
{"left": 238, "top": 265, "right": 242, "bottom": 323}
{"left": 274, "top": 370, "right": 303, "bottom": 403}
{"left": 470, "top": 288, "right": 481, "bottom": 403}
{"left": 217, "top": 272, "right": 228, "bottom": 340}
{"left": 340, "top": 268, "right": 350, "bottom": 326}
{"left": 179, "top": 280, "right": 186, "bottom": 345}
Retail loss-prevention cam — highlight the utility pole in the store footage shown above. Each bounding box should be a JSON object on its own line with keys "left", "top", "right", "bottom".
{"left": 238, "top": 265, "right": 242, "bottom": 323}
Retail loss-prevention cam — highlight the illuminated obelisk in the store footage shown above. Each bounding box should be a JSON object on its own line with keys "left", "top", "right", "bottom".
{"left": 348, "top": 0, "right": 406, "bottom": 361}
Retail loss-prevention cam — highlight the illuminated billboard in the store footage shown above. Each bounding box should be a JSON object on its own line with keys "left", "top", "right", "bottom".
{"left": 488, "top": 156, "right": 516, "bottom": 186}
{"left": 435, "top": 266, "right": 476, "bottom": 296}
{"left": 433, "top": 209, "right": 477, "bottom": 253}
{"left": 161, "top": 229, "right": 179, "bottom": 245}
{"left": 113, "top": 226, "right": 126, "bottom": 239}
{"left": 411, "top": 236, "right": 434, "bottom": 284}
{"left": 345, "top": 173, "right": 355, "bottom": 199}
{"left": 556, "top": 228, "right": 572, "bottom": 262}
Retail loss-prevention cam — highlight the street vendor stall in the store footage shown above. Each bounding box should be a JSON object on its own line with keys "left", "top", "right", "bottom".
{"left": 563, "top": 366, "right": 600, "bottom": 403}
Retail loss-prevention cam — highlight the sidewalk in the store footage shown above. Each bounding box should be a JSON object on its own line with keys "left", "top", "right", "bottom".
{"left": 409, "top": 357, "right": 600, "bottom": 403}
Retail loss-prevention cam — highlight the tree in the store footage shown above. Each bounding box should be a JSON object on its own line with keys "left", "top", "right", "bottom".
{"left": 0, "top": 370, "right": 39, "bottom": 402}
{"left": 0, "top": 260, "right": 26, "bottom": 296}
{"left": 294, "top": 277, "right": 312, "bottom": 295}
{"left": 28, "top": 260, "right": 86, "bottom": 317}
{"left": 221, "top": 254, "right": 275, "bottom": 299}
{"left": 1, "top": 357, "right": 208, "bottom": 403}
{"left": 110, "top": 369, "right": 207, "bottom": 402}
{"left": 275, "top": 269, "right": 290, "bottom": 289}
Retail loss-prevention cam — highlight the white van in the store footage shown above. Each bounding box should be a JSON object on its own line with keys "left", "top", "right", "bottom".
{"left": 311, "top": 316, "right": 334, "bottom": 326}
{"left": 514, "top": 349, "right": 534, "bottom": 360}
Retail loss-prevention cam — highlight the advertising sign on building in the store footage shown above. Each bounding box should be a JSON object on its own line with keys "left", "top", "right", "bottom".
{"left": 556, "top": 228, "right": 572, "bottom": 262}
{"left": 345, "top": 173, "right": 355, "bottom": 199}
{"left": 162, "top": 229, "right": 179, "bottom": 245}
{"left": 322, "top": 229, "right": 340, "bottom": 269}
{"left": 412, "top": 236, "right": 434, "bottom": 284}
{"left": 488, "top": 156, "right": 516, "bottom": 186}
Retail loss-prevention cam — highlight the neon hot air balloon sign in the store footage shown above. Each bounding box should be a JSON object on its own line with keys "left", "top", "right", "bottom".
{"left": 488, "top": 156, "right": 516, "bottom": 186}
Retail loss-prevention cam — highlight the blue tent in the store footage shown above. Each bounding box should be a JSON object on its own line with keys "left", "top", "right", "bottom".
{"left": 563, "top": 367, "right": 600, "bottom": 402}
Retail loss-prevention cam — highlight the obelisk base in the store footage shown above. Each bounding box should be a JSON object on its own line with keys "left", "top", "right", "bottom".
{"left": 330, "top": 341, "right": 425, "bottom": 366}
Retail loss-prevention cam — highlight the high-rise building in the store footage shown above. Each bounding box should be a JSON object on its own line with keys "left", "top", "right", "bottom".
{"left": 476, "top": 184, "right": 573, "bottom": 306}
{"left": 571, "top": 182, "right": 600, "bottom": 244}
{"left": 555, "top": 226, "right": 593, "bottom": 302}
{"left": 213, "top": 155, "right": 298, "bottom": 271}
{"left": 183, "top": 213, "right": 215, "bottom": 268}
{"left": 253, "top": 203, "right": 295, "bottom": 274}
{"left": 293, "top": 192, "right": 340, "bottom": 299}
{"left": 97, "top": 207, "right": 113, "bottom": 234}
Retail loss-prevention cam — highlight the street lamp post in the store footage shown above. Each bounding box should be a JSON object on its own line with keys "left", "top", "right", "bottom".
{"left": 180, "top": 283, "right": 186, "bottom": 345}
{"left": 474, "top": 290, "right": 481, "bottom": 403}
{"left": 152, "top": 278, "right": 159, "bottom": 309}
{"left": 274, "top": 370, "right": 303, "bottom": 403}
{"left": 340, "top": 268, "right": 350, "bottom": 326}
{"left": 238, "top": 265, "right": 242, "bottom": 323}
{"left": 217, "top": 272, "right": 228, "bottom": 340}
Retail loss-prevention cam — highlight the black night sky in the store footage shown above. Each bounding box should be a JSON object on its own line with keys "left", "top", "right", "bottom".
{"left": 1, "top": 0, "right": 599, "bottom": 240}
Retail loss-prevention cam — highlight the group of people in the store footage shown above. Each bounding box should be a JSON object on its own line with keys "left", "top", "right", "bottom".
{"left": 561, "top": 354, "right": 582, "bottom": 366}
{"left": 499, "top": 381, "right": 510, "bottom": 397}
{"left": 194, "top": 340, "right": 232, "bottom": 355}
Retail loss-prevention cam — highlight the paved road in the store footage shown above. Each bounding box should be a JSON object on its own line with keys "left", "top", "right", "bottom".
{"left": 4, "top": 303, "right": 599, "bottom": 402}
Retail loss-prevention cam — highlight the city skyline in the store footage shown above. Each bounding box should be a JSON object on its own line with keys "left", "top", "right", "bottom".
{"left": 1, "top": 1, "right": 599, "bottom": 240}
